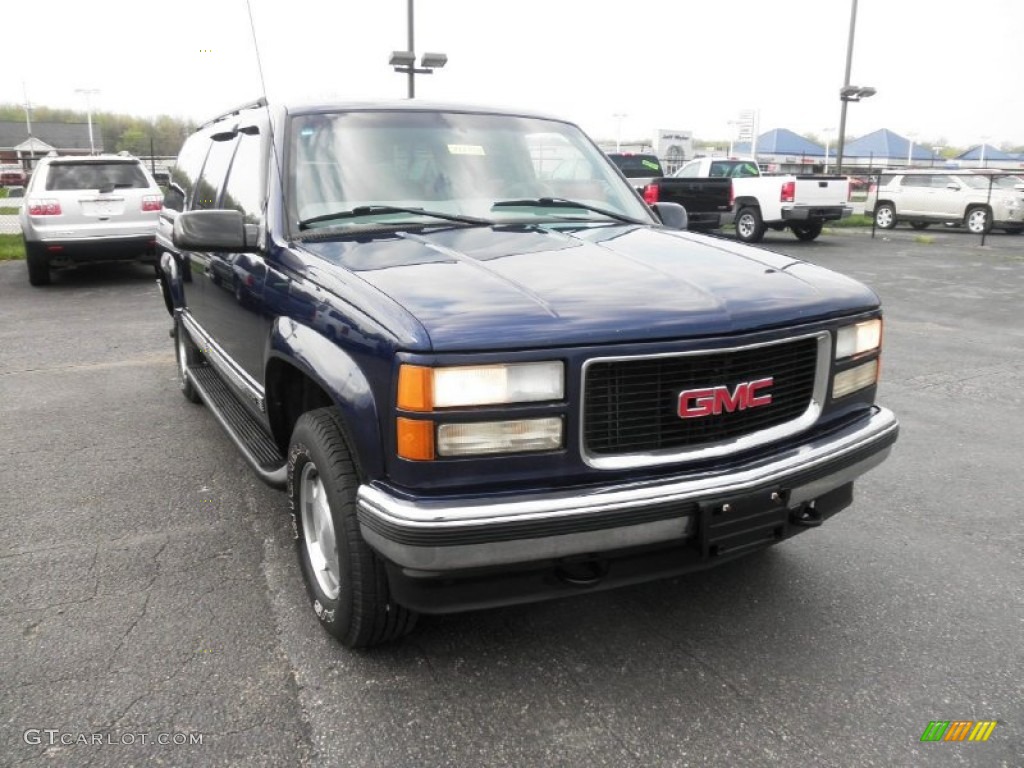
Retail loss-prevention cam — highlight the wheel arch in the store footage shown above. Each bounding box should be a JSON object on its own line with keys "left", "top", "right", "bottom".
{"left": 158, "top": 251, "right": 187, "bottom": 316}
{"left": 733, "top": 196, "right": 760, "bottom": 211}
{"left": 265, "top": 318, "right": 385, "bottom": 479}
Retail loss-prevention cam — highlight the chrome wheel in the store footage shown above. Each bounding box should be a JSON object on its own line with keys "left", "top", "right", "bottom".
{"left": 966, "top": 208, "right": 989, "bottom": 234}
{"left": 300, "top": 462, "right": 341, "bottom": 600}
{"left": 875, "top": 204, "right": 895, "bottom": 229}
{"left": 737, "top": 213, "right": 756, "bottom": 239}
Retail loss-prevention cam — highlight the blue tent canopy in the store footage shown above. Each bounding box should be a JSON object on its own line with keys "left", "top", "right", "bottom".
{"left": 956, "top": 144, "right": 1015, "bottom": 161}
{"left": 734, "top": 128, "right": 825, "bottom": 157}
{"left": 844, "top": 129, "right": 937, "bottom": 161}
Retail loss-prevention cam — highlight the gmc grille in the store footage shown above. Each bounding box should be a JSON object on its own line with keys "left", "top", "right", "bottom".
{"left": 583, "top": 336, "right": 820, "bottom": 456}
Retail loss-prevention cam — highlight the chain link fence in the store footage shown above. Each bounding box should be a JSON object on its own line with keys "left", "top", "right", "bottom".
{"left": 0, "top": 189, "right": 22, "bottom": 234}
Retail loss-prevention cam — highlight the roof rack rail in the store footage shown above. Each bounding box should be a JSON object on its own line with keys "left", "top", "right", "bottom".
{"left": 199, "top": 97, "right": 268, "bottom": 130}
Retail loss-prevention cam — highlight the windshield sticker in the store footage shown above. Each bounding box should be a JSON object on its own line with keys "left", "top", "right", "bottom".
{"left": 447, "top": 144, "right": 486, "bottom": 156}
{"left": 641, "top": 159, "right": 660, "bottom": 171}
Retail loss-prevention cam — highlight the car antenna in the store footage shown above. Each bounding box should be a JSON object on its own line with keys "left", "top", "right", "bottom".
{"left": 245, "top": 0, "right": 284, "bottom": 207}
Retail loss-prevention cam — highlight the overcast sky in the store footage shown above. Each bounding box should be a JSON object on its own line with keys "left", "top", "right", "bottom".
{"left": 5, "top": 0, "right": 1022, "bottom": 149}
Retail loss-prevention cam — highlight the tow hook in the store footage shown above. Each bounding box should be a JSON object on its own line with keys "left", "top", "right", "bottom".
{"left": 556, "top": 556, "right": 609, "bottom": 587}
{"left": 790, "top": 501, "right": 824, "bottom": 528}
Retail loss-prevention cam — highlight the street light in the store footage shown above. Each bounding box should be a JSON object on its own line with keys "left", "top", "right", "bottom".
{"left": 834, "top": 0, "right": 877, "bottom": 176}
{"left": 822, "top": 127, "right": 835, "bottom": 173}
{"left": 835, "top": 85, "right": 875, "bottom": 174}
{"left": 74, "top": 88, "right": 100, "bottom": 154}
{"left": 906, "top": 131, "right": 918, "bottom": 168}
{"left": 389, "top": 0, "right": 447, "bottom": 98}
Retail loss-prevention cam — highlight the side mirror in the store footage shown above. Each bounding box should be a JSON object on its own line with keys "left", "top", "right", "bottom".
{"left": 651, "top": 201, "right": 688, "bottom": 230}
{"left": 172, "top": 210, "right": 258, "bottom": 251}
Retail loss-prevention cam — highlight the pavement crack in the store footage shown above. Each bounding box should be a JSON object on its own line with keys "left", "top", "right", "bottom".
{"left": 104, "top": 592, "right": 153, "bottom": 674}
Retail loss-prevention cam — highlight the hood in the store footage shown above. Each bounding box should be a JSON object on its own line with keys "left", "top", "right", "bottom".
{"left": 300, "top": 225, "right": 879, "bottom": 351}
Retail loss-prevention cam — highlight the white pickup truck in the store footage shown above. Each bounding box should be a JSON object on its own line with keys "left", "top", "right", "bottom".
{"left": 671, "top": 157, "right": 852, "bottom": 242}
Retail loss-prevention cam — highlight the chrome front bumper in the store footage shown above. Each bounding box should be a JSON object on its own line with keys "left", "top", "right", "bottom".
{"left": 356, "top": 407, "right": 898, "bottom": 572}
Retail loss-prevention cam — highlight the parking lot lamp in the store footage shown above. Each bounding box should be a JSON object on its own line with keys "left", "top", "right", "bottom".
{"left": 389, "top": 0, "right": 447, "bottom": 98}
{"left": 834, "top": 0, "right": 876, "bottom": 175}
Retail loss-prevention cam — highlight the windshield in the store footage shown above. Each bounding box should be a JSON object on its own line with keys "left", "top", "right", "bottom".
{"left": 287, "top": 110, "right": 651, "bottom": 232}
{"left": 608, "top": 154, "right": 663, "bottom": 178}
{"left": 709, "top": 160, "right": 760, "bottom": 178}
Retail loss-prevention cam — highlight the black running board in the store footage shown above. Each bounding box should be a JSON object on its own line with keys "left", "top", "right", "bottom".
{"left": 187, "top": 364, "right": 287, "bottom": 487}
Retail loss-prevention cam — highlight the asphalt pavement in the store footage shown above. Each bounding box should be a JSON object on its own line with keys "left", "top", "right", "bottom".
{"left": 1, "top": 227, "right": 1021, "bottom": 767}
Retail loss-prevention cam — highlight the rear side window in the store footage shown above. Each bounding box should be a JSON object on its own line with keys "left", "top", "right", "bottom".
{"left": 900, "top": 175, "right": 930, "bottom": 188}
{"left": 169, "top": 133, "right": 213, "bottom": 210}
{"left": 193, "top": 137, "right": 238, "bottom": 210}
{"left": 45, "top": 161, "right": 148, "bottom": 191}
{"left": 220, "top": 131, "right": 264, "bottom": 223}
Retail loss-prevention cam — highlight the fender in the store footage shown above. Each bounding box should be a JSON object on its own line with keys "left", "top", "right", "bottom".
{"left": 158, "top": 251, "right": 182, "bottom": 315}
{"left": 267, "top": 317, "right": 385, "bottom": 479}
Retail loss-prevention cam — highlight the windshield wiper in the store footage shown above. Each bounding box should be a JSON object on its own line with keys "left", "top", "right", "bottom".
{"left": 298, "top": 205, "right": 493, "bottom": 231}
{"left": 491, "top": 197, "right": 645, "bottom": 225}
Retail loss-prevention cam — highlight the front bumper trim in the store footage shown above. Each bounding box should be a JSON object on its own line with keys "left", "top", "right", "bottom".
{"left": 357, "top": 406, "right": 898, "bottom": 571}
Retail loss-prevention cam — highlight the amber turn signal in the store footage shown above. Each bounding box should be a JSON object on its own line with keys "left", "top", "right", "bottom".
{"left": 396, "top": 417, "right": 435, "bottom": 461}
{"left": 397, "top": 365, "right": 433, "bottom": 411}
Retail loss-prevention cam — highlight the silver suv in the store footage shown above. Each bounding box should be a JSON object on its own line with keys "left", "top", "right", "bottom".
{"left": 19, "top": 153, "right": 162, "bottom": 285}
{"left": 867, "top": 170, "right": 1024, "bottom": 234}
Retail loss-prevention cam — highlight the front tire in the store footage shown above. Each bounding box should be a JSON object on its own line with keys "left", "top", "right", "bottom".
{"left": 791, "top": 222, "right": 823, "bottom": 241}
{"left": 25, "top": 243, "right": 51, "bottom": 286}
{"left": 965, "top": 206, "right": 991, "bottom": 234}
{"left": 288, "top": 408, "right": 417, "bottom": 648}
{"left": 735, "top": 207, "right": 765, "bottom": 243}
{"left": 874, "top": 203, "right": 897, "bottom": 230}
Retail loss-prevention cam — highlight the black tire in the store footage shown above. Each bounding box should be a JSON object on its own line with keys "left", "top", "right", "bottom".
{"left": 25, "top": 243, "right": 50, "bottom": 286}
{"left": 735, "top": 207, "right": 765, "bottom": 243}
{"left": 909, "top": 222, "right": 930, "bottom": 230}
{"left": 174, "top": 318, "right": 203, "bottom": 404}
{"left": 791, "top": 222, "right": 823, "bottom": 241}
{"left": 874, "top": 202, "right": 897, "bottom": 230}
{"left": 288, "top": 408, "right": 417, "bottom": 648}
{"left": 965, "top": 206, "right": 991, "bottom": 235}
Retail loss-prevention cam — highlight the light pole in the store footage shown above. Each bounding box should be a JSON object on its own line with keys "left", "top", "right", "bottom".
{"left": 906, "top": 132, "right": 917, "bottom": 167}
{"left": 612, "top": 113, "right": 627, "bottom": 152}
{"left": 389, "top": 0, "right": 447, "bottom": 98}
{"left": 75, "top": 88, "right": 100, "bottom": 154}
{"left": 822, "top": 127, "right": 834, "bottom": 173}
{"left": 834, "top": 0, "right": 876, "bottom": 175}
{"left": 979, "top": 136, "right": 991, "bottom": 168}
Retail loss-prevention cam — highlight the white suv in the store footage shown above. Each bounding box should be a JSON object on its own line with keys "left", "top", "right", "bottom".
{"left": 19, "top": 154, "right": 162, "bottom": 285}
{"left": 867, "top": 170, "right": 1024, "bottom": 234}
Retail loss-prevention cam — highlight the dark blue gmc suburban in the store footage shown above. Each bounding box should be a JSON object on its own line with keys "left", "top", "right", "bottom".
{"left": 156, "top": 99, "right": 898, "bottom": 647}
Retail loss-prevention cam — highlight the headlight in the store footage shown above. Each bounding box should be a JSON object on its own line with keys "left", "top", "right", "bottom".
{"left": 398, "top": 362, "right": 564, "bottom": 410}
{"left": 835, "top": 319, "right": 881, "bottom": 359}
{"left": 437, "top": 418, "right": 563, "bottom": 457}
{"left": 832, "top": 359, "right": 879, "bottom": 398}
